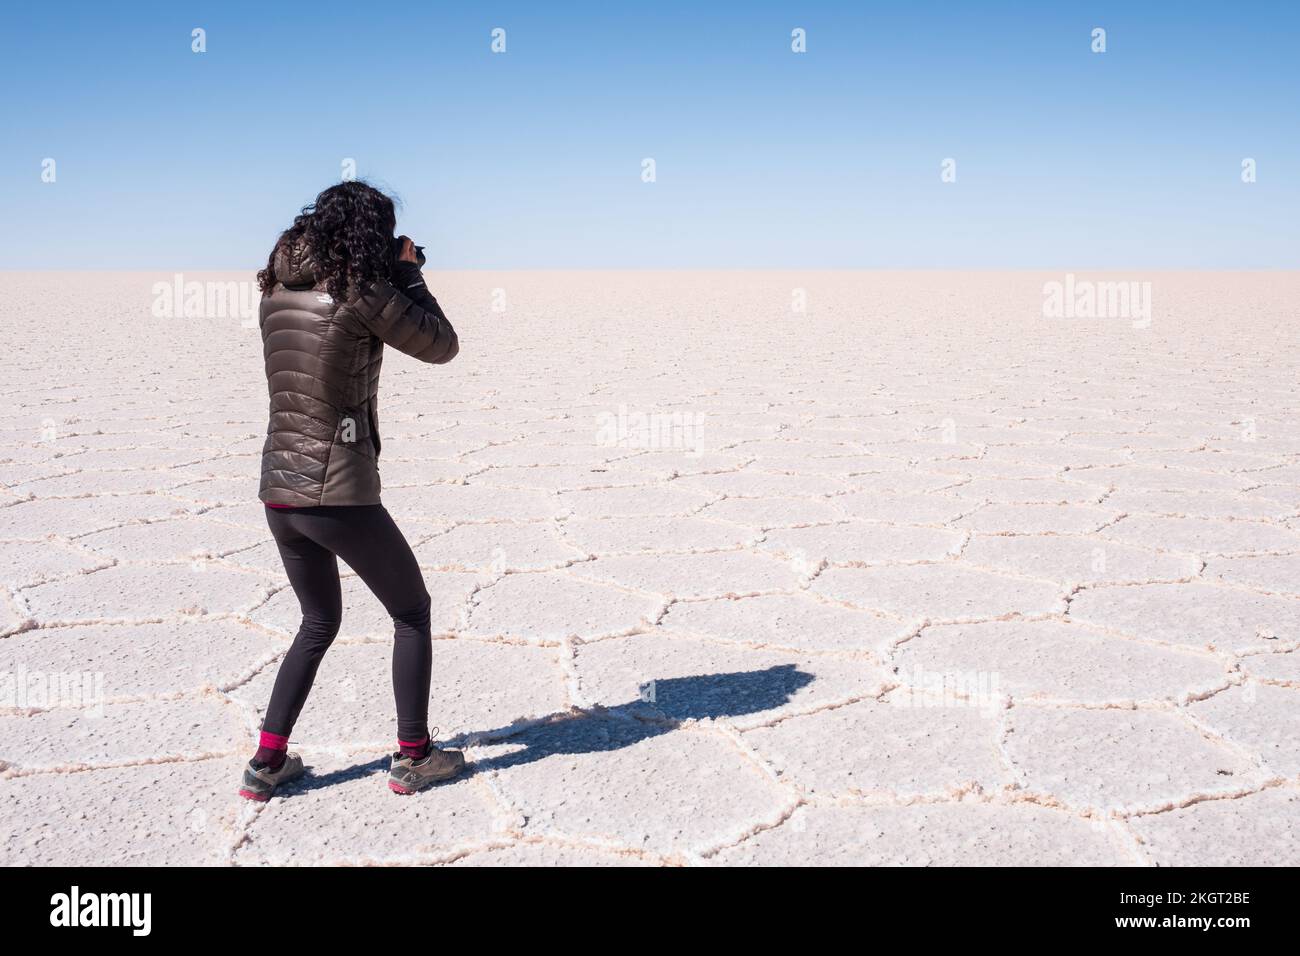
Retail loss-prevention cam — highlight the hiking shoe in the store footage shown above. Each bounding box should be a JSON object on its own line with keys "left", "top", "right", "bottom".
{"left": 389, "top": 743, "right": 466, "bottom": 794}
{"left": 238, "top": 752, "right": 305, "bottom": 802}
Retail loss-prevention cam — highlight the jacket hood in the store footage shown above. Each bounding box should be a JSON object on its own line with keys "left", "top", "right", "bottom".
{"left": 273, "top": 238, "right": 320, "bottom": 286}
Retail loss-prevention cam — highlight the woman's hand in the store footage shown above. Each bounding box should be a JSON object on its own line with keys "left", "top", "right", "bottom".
{"left": 396, "top": 236, "right": 419, "bottom": 263}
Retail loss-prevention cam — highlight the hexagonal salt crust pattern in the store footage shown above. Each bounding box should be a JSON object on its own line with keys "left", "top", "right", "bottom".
{"left": 1, "top": 271, "right": 1297, "bottom": 865}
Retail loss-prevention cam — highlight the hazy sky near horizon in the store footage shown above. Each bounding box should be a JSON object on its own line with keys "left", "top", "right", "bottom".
{"left": 2, "top": 1, "right": 1296, "bottom": 270}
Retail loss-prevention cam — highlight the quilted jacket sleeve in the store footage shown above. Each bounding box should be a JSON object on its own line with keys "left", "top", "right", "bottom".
{"left": 350, "top": 262, "right": 459, "bottom": 364}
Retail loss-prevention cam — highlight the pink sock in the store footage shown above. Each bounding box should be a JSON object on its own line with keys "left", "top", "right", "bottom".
{"left": 398, "top": 735, "right": 429, "bottom": 759}
{"left": 254, "top": 730, "right": 289, "bottom": 769}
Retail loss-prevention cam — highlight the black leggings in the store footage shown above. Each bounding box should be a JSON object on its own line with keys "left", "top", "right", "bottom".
{"left": 261, "top": 504, "right": 432, "bottom": 744}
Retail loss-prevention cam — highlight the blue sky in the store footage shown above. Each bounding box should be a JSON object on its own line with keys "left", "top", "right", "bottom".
{"left": 1, "top": 1, "right": 1295, "bottom": 268}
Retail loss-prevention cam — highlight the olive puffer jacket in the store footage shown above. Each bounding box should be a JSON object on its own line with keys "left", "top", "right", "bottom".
{"left": 258, "top": 239, "right": 458, "bottom": 506}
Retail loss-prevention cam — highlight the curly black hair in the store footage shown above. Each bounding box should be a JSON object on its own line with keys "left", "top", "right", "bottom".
{"left": 257, "top": 180, "right": 399, "bottom": 303}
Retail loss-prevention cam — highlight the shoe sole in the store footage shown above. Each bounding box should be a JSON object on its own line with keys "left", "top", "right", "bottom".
{"left": 238, "top": 788, "right": 271, "bottom": 802}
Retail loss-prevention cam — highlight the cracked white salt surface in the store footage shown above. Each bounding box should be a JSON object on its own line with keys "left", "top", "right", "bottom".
{"left": 0, "top": 270, "right": 1297, "bottom": 865}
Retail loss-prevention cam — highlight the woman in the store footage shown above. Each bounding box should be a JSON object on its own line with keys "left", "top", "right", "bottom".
{"left": 240, "top": 181, "right": 461, "bottom": 801}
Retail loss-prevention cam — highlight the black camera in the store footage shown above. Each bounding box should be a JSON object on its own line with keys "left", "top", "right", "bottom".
{"left": 392, "top": 236, "right": 426, "bottom": 268}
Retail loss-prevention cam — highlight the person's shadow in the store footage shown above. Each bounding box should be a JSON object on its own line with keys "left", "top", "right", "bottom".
{"left": 293, "top": 664, "right": 814, "bottom": 792}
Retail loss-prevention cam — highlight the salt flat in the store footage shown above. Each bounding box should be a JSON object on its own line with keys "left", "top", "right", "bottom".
{"left": 0, "top": 270, "right": 1297, "bottom": 866}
